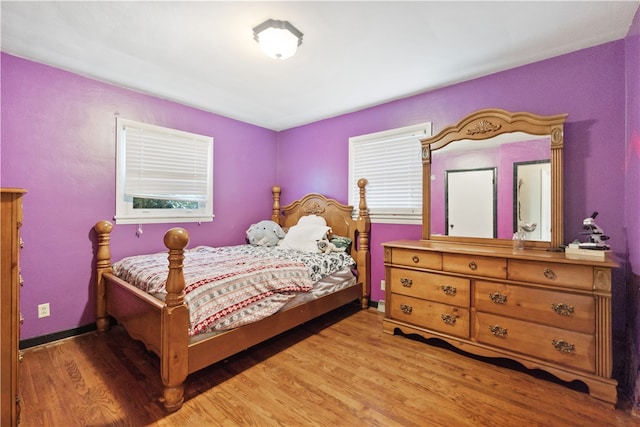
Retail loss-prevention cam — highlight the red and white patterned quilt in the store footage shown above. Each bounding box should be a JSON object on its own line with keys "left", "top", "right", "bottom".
{"left": 112, "top": 245, "right": 354, "bottom": 335}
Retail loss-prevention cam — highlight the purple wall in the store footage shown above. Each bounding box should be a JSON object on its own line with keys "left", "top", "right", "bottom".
{"left": 1, "top": 54, "right": 278, "bottom": 339}
{"left": 625, "top": 6, "right": 640, "bottom": 410}
{"left": 627, "top": 1, "right": 640, "bottom": 275}
{"left": 279, "top": 41, "right": 628, "bottom": 309}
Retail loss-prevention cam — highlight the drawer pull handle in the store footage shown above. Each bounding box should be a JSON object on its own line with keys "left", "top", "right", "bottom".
{"left": 400, "top": 304, "right": 413, "bottom": 314}
{"left": 411, "top": 255, "right": 420, "bottom": 264}
{"left": 552, "top": 339, "right": 575, "bottom": 353}
{"left": 551, "top": 303, "right": 575, "bottom": 316}
{"left": 468, "top": 261, "right": 478, "bottom": 271}
{"left": 441, "top": 285, "right": 457, "bottom": 296}
{"left": 489, "top": 325, "right": 508, "bottom": 337}
{"left": 400, "top": 278, "right": 413, "bottom": 287}
{"left": 489, "top": 292, "right": 508, "bottom": 304}
{"left": 441, "top": 313, "right": 457, "bottom": 325}
{"left": 543, "top": 268, "right": 556, "bottom": 280}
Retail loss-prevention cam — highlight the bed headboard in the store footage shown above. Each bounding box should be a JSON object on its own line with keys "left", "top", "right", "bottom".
{"left": 271, "top": 178, "right": 371, "bottom": 307}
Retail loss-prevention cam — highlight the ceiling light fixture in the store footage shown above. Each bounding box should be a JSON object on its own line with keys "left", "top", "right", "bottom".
{"left": 252, "top": 19, "right": 303, "bottom": 60}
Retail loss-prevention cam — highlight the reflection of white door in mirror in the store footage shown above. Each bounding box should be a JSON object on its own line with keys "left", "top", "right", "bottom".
{"left": 446, "top": 168, "right": 496, "bottom": 238}
{"left": 514, "top": 161, "right": 550, "bottom": 241}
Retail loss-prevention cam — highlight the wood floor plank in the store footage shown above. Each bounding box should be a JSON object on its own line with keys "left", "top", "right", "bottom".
{"left": 18, "top": 306, "right": 637, "bottom": 426}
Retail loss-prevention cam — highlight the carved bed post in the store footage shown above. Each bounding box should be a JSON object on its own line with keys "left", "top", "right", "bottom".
{"left": 161, "top": 227, "right": 190, "bottom": 412}
{"left": 94, "top": 220, "right": 113, "bottom": 333}
{"left": 356, "top": 178, "right": 371, "bottom": 309}
{"left": 271, "top": 185, "right": 282, "bottom": 223}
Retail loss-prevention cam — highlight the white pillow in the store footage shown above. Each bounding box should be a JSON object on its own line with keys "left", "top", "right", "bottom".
{"left": 279, "top": 215, "right": 330, "bottom": 252}
{"left": 296, "top": 214, "right": 327, "bottom": 228}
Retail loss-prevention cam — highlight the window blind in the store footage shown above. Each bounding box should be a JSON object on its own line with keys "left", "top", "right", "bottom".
{"left": 349, "top": 123, "right": 431, "bottom": 223}
{"left": 122, "top": 122, "right": 211, "bottom": 202}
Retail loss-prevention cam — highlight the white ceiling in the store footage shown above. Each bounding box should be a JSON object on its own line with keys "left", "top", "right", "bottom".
{"left": 2, "top": 1, "right": 638, "bottom": 131}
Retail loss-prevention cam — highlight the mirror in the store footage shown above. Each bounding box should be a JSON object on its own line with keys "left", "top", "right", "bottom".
{"left": 431, "top": 133, "right": 549, "bottom": 240}
{"left": 421, "top": 109, "right": 567, "bottom": 249}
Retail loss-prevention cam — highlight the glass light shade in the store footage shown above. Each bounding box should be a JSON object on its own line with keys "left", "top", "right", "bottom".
{"left": 256, "top": 27, "right": 299, "bottom": 60}
{"left": 253, "top": 19, "right": 303, "bottom": 60}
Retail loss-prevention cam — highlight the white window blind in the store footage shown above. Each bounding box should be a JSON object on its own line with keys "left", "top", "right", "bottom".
{"left": 115, "top": 118, "right": 214, "bottom": 224}
{"left": 123, "top": 124, "right": 209, "bottom": 201}
{"left": 349, "top": 122, "right": 431, "bottom": 224}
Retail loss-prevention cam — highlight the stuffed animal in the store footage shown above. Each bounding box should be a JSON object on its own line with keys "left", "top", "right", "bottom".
{"left": 246, "top": 220, "right": 286, "bottom": 247}
{"left": 317, "top": 238, "right": 346, "bottom": 254}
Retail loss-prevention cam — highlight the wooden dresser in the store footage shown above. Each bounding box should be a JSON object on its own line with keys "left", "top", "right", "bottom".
{"left": 1, "top": 189, "right": 26, "bottom": 426}
{"left": 382, "top": 240, "right": 618, "bottom": 405}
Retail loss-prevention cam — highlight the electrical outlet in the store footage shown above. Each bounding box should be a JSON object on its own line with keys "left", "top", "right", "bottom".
{"left": 380, "top": 280, "right": 385, "bottom": 291}
{"left": 38, "top": 303, "right": 50, "bottom": 318}
{"left": 377, "top": 300, "right": 386, "bottom": 313}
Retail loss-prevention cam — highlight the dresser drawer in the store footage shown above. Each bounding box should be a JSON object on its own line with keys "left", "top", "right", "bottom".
{"left": 390, "top": 268, "right": 470, "bottom": 306}
{"left": 475, "top": 312, "right": 595, "bottom": 373}
{"left": 508, "top": 260, "right": 593, "bottom": 290}
{"left": 443, "top": 253, "right": 507, "bottom": 279}
{"left": 391, "top": 249, "right": 442, "bottom": 270}
{"left": 390, "top": 294, "right": 469, "bottom": 338}
{"left": 475, "top": 281, "right": 595, "bottom": 334}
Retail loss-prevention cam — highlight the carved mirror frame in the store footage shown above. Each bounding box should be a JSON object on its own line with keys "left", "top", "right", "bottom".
{"left": 421, "top": 108, "right": 568, "bottom": 250}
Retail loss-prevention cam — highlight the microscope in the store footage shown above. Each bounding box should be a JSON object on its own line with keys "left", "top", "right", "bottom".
{"left": 579, "top": 212, "right": 610, "bottom": 250}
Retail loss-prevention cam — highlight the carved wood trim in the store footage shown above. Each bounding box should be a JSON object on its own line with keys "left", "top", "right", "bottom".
{"left": 594, "top": 268, "right": 612, "bottom": 292}
{"left": 595, "top": 294, "right": 613, "bottom": 378}
{"left": 466, "top": 119, "right": 502, "bottom": 136}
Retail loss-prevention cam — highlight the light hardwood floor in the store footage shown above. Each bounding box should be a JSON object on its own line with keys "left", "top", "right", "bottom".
{"left": 19, "top": 305, "right": 637, "bottom": 426}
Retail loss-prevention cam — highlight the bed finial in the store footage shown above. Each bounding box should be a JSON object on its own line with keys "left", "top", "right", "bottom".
{"left": 357, "top": 178, "right": 368, "bottom": 211}
{"left": 95, "top": 220, "right": 113, "bottom": 268}
{"left": 272, "top": 185, "right": 282, "bottom": 223}
{"left": 164, "top": 227, "right": 189, "bottom": 250}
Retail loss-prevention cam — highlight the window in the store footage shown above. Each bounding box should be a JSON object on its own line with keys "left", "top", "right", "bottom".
{"left": 349, "top": 122, "right": 431, "bottom": 224}
{"left": 115, "top": 118, "right": 214, "bottom": 224}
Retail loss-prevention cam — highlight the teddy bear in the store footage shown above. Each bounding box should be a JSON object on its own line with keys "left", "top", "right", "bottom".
{"left": 317, "top": 238, "right": 346, "bottom": 254}
{"left": 246, "top": 220, "right": 286, "bottom": 247}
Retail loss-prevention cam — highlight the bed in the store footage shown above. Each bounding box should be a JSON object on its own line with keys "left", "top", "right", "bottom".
{"left": 93, "top": 178, "right": 371, "bottom": 412}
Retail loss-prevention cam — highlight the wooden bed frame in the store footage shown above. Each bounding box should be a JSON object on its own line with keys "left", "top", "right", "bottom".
{"left": 93, "top": 178, "right": 371, "bottom": 412}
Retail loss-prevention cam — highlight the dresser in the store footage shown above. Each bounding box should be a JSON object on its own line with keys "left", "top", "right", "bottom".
{"left": 1, "top": 189, "right": 26, "bottom": 426}
{"left": 382, "top": 240, "right": 618, "bottom": 405}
